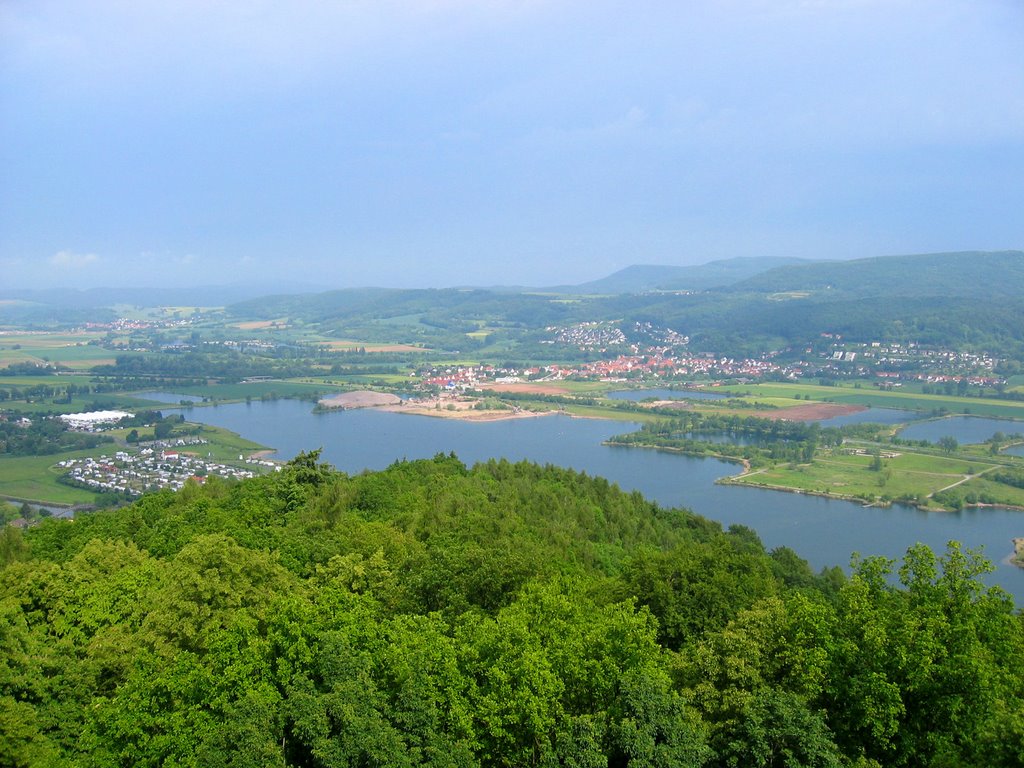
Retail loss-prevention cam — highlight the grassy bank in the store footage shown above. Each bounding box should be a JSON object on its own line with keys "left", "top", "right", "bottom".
{"left": 725, "top": 445, "right": 1024, "bottom": 510}
{"left": 716, "top": 382, "right": 1024, "bottom": 420}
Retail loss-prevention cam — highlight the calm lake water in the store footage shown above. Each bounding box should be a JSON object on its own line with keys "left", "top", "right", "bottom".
{"left": 898, "top": 416, "right": 1024, "bottom": 445}
{"left": 607, "top": 388, "right": 727, "bottom": 401}
{"left": 1002, "top": 444, "right": 1024, "bottom": 458}
{"left": 175, "top": 398, "right": 1024, "bottom": 600}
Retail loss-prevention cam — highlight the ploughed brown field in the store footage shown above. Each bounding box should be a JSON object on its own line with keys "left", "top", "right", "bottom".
{"left": 478, "top": 382, "right": 571, "bottom": 395}
{"left": 751, "top": 402, "right": 864, "bottom": 421}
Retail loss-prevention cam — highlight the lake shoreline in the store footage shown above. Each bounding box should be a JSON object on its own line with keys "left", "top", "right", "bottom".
{"left": 607, "top": 438, "right": 1024, "bottom": 515}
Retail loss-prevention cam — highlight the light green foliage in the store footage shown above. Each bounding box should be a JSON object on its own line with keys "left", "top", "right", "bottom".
{"left": 0, "top": 456, "right": 1021, "bottom": 766}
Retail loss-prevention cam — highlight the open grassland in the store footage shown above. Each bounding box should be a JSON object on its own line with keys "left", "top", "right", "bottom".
{"left": 11, "top": 394, "right": 161, "bottom": 415}
{"left": 164, "top": 378, "right": 350, "bottom": 402}
{"left": 550, "top": 402, "right": 661, "bottom": 423}
{"left": 0, "top": 332, "right": 134, "bottom": 370}
{"left": 718, "top": 382, "right": 1024, "bottom": 420}
{"left": 957, "top": 476, "right": 1024, "bottom": 508}
{"left": 187, "top": 424, "right": 270, "bottom": 462}
{"left": 0, "top": 332, "right": 104, "bottom": 347}
{"left": 0, "top": 374, "right": 94, "bottom": 388}
{"left": 319, "top": 340, "right": 430, "bottom": 353}
{"left": 327, "top": 373, "right": 414, "bottom": 385}
{"left": 0, "top": 450, "right": 101, "bottom": 505}
{"left": 729, "top": 446, "right": 1014, "bottom": 508}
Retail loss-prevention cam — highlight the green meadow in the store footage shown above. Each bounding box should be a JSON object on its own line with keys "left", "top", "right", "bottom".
{"left": 716, "top": 381, "right": 1024, "bottom": 420}
{"left": 0, "top": 450, "right": 102, "bottom": 505}
{"left": 728, "top": 445, "right": 1024, "bottom": 509}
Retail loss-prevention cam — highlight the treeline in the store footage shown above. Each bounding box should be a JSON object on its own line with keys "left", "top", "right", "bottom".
{"left": 1, "top": 453, "right": 1021, "bottom": 766}
{"left": 0, "top": 415, "right": 113, "bottom": 456}
{"left": 93, "top": 351, "right": 319, "bottom": 382}
{"left": 609, "top": 413, "right": 846, "bottom": 465}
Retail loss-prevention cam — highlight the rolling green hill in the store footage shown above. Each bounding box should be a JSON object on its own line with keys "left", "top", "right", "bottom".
{"left": 729, "top": 250, "right": 1024, "bottom": 299}
{"left": 222, "top": 252, "right": 1024, "bottom": 357}
{"left": 553, "top": 256, "right": 810, "bottom": 294}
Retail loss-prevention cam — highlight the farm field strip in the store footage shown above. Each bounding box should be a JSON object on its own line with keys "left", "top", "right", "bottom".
{"left": 718, "top": 383, "right": 1024, "bottom": 419}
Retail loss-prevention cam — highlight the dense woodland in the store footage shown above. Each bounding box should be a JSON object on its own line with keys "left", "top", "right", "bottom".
{"left": 2, "top": 453, "right": 1022, "bottom": 767}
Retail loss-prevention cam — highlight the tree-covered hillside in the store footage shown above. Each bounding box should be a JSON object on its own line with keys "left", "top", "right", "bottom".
{"left": 729, "top": 251, "right": 1024, "bottom": 300}
{"left": 224, "top": 252, "right": 1024, "bottom": 358}
{"left": 550, "top": 257, "right": 810, "bottom": 294}
{"left": 2, "top": 453, "right": 1022, "bottom": 767}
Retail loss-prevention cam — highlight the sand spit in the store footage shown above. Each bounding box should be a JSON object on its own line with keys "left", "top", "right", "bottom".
{"left": 380, "top": 395, "right": 549, "bottom": 422}
{"left": 318, "top": 390, "right": 402, "bottom": 410}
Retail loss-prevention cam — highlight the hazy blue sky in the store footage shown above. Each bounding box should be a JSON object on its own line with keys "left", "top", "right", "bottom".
{"left": 2, "top": 0, "right": 1022, "bottom": 289}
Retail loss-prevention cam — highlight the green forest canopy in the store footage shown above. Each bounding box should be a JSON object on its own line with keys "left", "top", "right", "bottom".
{"left": 1, "top": 452, "right": 1022, "bottom": 767}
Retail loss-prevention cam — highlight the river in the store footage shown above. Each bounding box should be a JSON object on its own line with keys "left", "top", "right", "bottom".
{"left": 173, "top": 398, "right": 1024, "bottom": 600}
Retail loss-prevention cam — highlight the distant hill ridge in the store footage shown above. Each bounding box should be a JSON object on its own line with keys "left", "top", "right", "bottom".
{"left": 551, "top": 256, "right": 812, "bottom": 294}
{"left": 727, "top": 250, "right": 1024, "bottom": 299}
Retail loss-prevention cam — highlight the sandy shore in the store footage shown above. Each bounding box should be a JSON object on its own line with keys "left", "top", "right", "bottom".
{"left": 318, "top": 390, "right": 402, "bottom": 409}
{"left": 380, "top": 396, "right": 552, "bottom": 422}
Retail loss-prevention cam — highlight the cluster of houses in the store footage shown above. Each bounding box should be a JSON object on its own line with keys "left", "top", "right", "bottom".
{"left": 419, "top": 352, "right": 799, "bottom": 390}
{"left": 81, "top": 313, "right": 202, "bottom": 333}
{"left": 817, "top": 340, "right": 1005, "bottom": 386}
{"left": 545, "top": 322, "right": 627, "bottom": 349}
{"left": 57, "top": 448, "right": 274, "bottom": 497}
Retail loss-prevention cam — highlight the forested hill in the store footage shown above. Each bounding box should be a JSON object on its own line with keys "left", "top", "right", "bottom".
{"left": 2, "top": 453, "right": 1022, "bottom": 766}
{"left": 550, "top": 256, "right": 810, "bottom": 294}
{"left": 728, "top": 250, "right": 1024, "bottom": 299}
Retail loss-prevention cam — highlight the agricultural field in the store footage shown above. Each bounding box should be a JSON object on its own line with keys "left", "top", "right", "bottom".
{"left": 717, "top": 381, "right": 1024, "bottom": 420}
{"left": 0, "top": 331, "right": 122, "bottom": 370}
{"left": 139, "top": 378, "right": 352, "bottom": 403}
{"left": 318, "top": 340, "right": 431, "bottom": 353}
{"left": 9, "top": 393, "right": 162, "bottom": 415}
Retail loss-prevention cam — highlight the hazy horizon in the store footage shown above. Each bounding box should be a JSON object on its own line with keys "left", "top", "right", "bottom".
{"left": 2, "top": 1, "right": 1022, "bottom": 290}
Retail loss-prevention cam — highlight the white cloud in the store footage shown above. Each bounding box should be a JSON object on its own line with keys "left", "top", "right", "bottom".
{"left": 50, "top": 249, "right": 99, "bottom": 268}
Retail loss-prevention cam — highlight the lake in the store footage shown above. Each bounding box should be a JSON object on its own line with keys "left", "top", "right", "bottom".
{"left": 178, "top": 399, "right": 1024, "bottom": 601}
{"left": 898, "top": 416, "right": 1024, "bottom": 445}
{"left": 607, "top": 388, "right": 727, "bottom": 401}
{"left": 1003, "top": 444, "right": 1024, "bottom": 458}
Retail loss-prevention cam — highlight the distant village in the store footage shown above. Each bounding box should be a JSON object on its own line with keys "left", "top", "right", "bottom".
{"left": 417, "top": 324, "right": 1007, "bottom": 392}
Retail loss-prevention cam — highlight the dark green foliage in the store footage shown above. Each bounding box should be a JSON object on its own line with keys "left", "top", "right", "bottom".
{"left": 1, "top": 457, "right": 1021, "bottom": 766}
{"left": 0, "top": 415, "right": 114, "bottom": 456}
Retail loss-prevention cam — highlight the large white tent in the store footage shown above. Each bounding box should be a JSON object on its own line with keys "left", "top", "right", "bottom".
{"left": 58, "top": 411, "right": 131, "bottom": 430}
